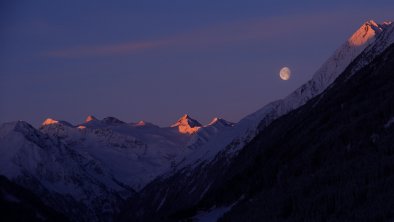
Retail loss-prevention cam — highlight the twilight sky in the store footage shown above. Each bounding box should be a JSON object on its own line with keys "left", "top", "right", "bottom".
{"left": 1, "top": 0, "right": 393, "bottom": 127}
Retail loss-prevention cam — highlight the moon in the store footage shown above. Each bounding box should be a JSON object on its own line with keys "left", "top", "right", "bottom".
{"left": 279, "top": 67, "right": 291, "bottom": 80}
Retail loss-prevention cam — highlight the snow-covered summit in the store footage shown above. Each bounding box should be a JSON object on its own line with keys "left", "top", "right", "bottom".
{"left": 208, "top": 118, "right": 234, "bottom": 127}
{"left": 3, "top": 113, "right": 230, "bottom": 191}
{"left": 348, "top": 20, "right": 382, "bottom": 46}
{"left": 171, "top": 114, "right": 202, "bottom": 134}
{"left": 348, "top": 20, "right": 394, "bottom": 75}
{"left": 135, "top": 120, "right": 147, "bottom": 126}
{"left": 41, "top": 118, "right": 73, "bottom": 127}
{"left": 278, "top": 20, "right": 390, "bottom": 116}
{"left": 0, "top": 121, "right": 37, "bottom": 138}
{"left": 134, "top": 120, "right": 158, "bottom": 128}
{"left": 42, "top": 118, "right": 59, "bottom": 126}
{"left": 85, "top": 115, "right": 98, "bottom": 123}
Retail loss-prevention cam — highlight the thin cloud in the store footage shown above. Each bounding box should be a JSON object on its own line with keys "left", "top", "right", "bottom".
{"left": 44, "top": 9, "right": 370, "bottom": 58}
{"left": 46, "top": 40, "right": 167, "bottom": 58}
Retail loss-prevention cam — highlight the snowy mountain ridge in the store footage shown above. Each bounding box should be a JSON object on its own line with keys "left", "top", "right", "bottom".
{"left": 0, "top": 121, "right": 130, "bottom": 221}
{"left": 171, "top": 114, "right": 203, "bottom": 134}
{"left": 1, "top": 114, "right": 233, "bottom": 189}
{"left": 175, "top": 20, "right": 394, "bottom": 169}
{"left": 118, "top": 20, "right": 394, "bottom": 222}
{"left": 1, "top": 20, "right": 393, "bottom": 222}
{"left": 348, "top": 20, "right": 394, "bottom": 76}
{"left": 0, "top": 114, "right": 234, "bottom": 220}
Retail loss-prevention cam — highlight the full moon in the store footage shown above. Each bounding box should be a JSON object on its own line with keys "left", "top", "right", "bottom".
{"left": 279, "top": 67, "right": 291, "bottom": 80}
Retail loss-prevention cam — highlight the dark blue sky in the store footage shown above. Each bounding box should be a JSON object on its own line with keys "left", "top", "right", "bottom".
{"left": 1, "top": 0, "right": 393, "bottom": 126}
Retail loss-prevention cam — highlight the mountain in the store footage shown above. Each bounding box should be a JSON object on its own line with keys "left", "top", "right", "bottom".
{"left": 208, "top": 118, "right": 234, "bottom": 128}
{"left": 37, "top": 115, "right": 232, "bottom": 192}
{"left": 0, "top": 121, "right": 131, "bottom": 221}
{"left": 117, "top": 20, "right": 394, "bottom": 221}
{"left": 0, "top": 114, "right": 232, "bottom": 221}
{"left": 0, "top": 175, "right": 68, "bottom": 222}
{"left": 207, "top": 41, "right": 394, "bottom": 222}
{"left": 186, "top": 118, "right": 235, "bottom": 150}
{"left": 85, "top": 115, "right": 98, "bottom": 123}
{"left": 1, "top": 20, "right": 393, "bottom": 222}
{"left": 171, "top": 114, "right": 203, "bottom": 134}
{"left": 101, "top": 117, "right": 125, "bottom": 125}
{"left": 175, "top": 20, "right": 392, "bottom": 168}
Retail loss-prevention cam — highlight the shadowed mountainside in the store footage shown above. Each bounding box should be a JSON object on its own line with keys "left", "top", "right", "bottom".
{"left": 0, "top": 175, "right": 68, "bottom": 222}
{"left": 119, "top": 43, "right": 394, "bottom": 221}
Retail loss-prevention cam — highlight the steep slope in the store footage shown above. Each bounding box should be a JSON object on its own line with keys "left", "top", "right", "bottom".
{"left": 216, "top": 42, "right": 394, "bottom": 222}
{"left": 0, "top": 121, "right": 133, "bottom": 221}
{"left": 118, "top": 21, "right": 394, "bottom": 221}
{"left": 187, "top": 118, "right": 235, "bottom": 150}
{"left": 276, "top": 20, "right": 386, "bottom": 115}
{"left": 39, "top": 114, "right": 232, "bottom": 191}
{"left": 1, "top": 19, "right": 392, "bottom": 222}
{"left": 171, "top": 114, "right": 203, "bottom": 134}
{"left": 0, "top": 113, "right": 233, "bottom": 221}
{"left": 40, "top": 117, "right": 174, "bottom": 191}
{"left": 348, "top": 21, "right": 394, "bottom": 75}
{"left": 178, "top": 20, "right": 391, "bottom": 167}
{"left": 0, "top": 175, "right": 68, "bottom": 222}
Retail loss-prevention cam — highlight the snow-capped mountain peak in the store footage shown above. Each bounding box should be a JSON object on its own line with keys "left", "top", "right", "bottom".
{"left": 42, "top": 118, "right": 59, "bottom": 126}
{"left": 207, "top": 117, "right": 234, "bottom": 127}
{"left": 0, "top": 121, "right": 36, "bottom": 137}
{"left": 85, "top": 115, "right": 98, "bottom": 123}
{"left": 348, "top": 21, "right": 394, "bottom": 76}
{"left": 177, "top": 20, "right": 394, "bottom": 168}
{"left": 382, "top": 21, "right": 393, "bottom": 27}
{"left": 135, "top": 120, "right": 147, "bottom": 126}
{"left": 41, "top": 118, "right": 73, "bottom": 128}
{"left": 171, "top": 114, "right": 202, "bottom": 134}
{"left": 278, "top": 20, "right": 389, "bottom": 115}
{"left": 134, "top": 120, "right": 157, "bottom": 127}
{"left": 348, "top": 20, "right": 382, "bottom": 46}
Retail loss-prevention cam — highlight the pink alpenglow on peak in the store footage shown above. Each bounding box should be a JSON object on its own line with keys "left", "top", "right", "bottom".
{"left": 40, "top": 118, "right": 73, "bottom": 128}
{"left": 171, "top": 114, "right": 202, "bottom": 134}
{"left": 85, "top": 115, "right": 98, "bottom": 123}
{"left": 208, "top": 117, "right": 221, "bottom": 125}
{"left": 135, "top": 121, "right": 147, "bottom": 126}
{"left": 42, "top": 118, "right": 59, "bottom": 126}
{"left": 347, "top": 20, "right": 383, "bottom": 46}
{"left": 134, "top": 121, "right": 158, "bottom": 128}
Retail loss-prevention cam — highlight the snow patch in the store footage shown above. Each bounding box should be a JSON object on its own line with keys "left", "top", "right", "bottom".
{"left": 384, "top": 117, "right": 394, "bottom": 128}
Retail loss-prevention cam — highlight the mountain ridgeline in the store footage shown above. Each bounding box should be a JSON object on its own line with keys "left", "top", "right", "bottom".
{"left": 0, "top": 20, "right": 393, "bottom": 221}
{"left": 217, "top": 37, "right": 394, "bottom": 222}
{"left": 118, "top": 21, "right": 394, "bottom": 221}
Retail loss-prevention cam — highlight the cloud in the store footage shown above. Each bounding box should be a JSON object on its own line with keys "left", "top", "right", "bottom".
{"left": 45, "top": 40, "right": 167, "bottom": 58}
{"left": 44, "top": 9, "right": 376, "bottom": 58}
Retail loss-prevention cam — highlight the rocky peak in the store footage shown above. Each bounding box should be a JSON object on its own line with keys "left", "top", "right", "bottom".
{"left": 85, "top": 115, "right": 98, "bottom": 123}
{"left": 101, "top": 117, "right": 125, "bottom": 125}
{"left": 171, "top": 114, "right": 202, "bottom": 134}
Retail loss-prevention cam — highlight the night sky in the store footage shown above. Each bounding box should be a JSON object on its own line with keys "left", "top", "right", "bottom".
{"left": 1, "top": 0, "right": 393, "bottom": 127}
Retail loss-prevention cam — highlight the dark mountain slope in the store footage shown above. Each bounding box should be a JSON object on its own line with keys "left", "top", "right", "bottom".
{"left": 213, "top": 43, "right": 394, "bottom": 221}
{"left": 0, "top": 175, "right": 68, "bottom": 222}
{"left": 119, "top": 43, "right": 394, "bottom": 221}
